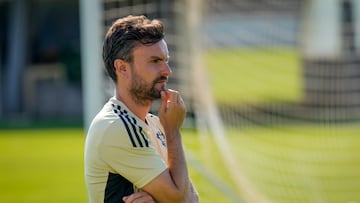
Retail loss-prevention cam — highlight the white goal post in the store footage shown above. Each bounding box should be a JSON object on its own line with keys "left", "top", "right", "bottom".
{"left": 79, "top": 0, "right": 104, "bottom": 130}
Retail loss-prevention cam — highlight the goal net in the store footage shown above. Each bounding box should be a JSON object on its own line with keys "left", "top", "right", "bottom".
{"left": 90, "top": 0, "right": 360, "bottom": 202}
{"left": 193, "top": 0, "right": 360, "bottom": 203}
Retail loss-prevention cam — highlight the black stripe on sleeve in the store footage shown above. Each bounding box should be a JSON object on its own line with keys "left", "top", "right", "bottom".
{"left": 124, "top": 115, "right": 144, "bottom": 148}
{"left": 117, "top": 114, "right": 137, "bottom": 148}
{"left": 138, "top": 126, "right": 149, "bottom": 147}
{"left": 128, "top": 115, "right": 149, "bottom": 148}
{"left": 112, "top": 103, "right": 150, "bottom": 148}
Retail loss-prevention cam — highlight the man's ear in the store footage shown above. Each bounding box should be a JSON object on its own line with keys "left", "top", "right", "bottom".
{"left": 114, "top": 59, "right": 128, "bottom": 78}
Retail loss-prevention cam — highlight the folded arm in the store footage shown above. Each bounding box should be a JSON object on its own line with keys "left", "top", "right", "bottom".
{"left": 138, "top": 90, "right": 199, "bottom": 203}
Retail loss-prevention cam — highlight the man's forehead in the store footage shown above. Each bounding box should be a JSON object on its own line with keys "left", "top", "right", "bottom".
{"left": 132, "top": 39, "right": 169, "bottom": 58}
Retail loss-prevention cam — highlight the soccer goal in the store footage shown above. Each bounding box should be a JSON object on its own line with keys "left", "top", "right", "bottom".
{"left": 195, "top": 0, "right": 360, "bottom": 202}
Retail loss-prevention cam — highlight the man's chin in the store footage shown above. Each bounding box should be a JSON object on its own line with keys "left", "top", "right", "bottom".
{"left": 148, "top": 85, "right": 166, "bottom": 100}
{"left": 157, "top": 84, "right": 167, "bottom": 93}
{"left": 148, "top": 90, "right": 162, "bottom": 101}
{"left": 154, "top": 91, "right": 162, "bottom": 100}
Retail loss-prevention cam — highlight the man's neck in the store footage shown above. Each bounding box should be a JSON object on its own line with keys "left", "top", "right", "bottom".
{"left": 115, "top": 92, "right": 151, "bottom": 122}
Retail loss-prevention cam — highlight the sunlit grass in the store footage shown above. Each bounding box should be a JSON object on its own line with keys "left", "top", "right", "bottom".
{"left": 205, "top": 47, "right": 303, "bottom": 104}
{"left": 1, "top": 125, "right": 360, "bottom": 203}
{"left": 224, "top": 125, "right": 360, "bottom": 203}
{"left": 0, "top": 129, "right": 86, "bottom": 203}
{"left": 184, "top": 125, "right": 360, "bottom": 203}
{"left": 0, "top": 129, "right": 233, "bottom": 203}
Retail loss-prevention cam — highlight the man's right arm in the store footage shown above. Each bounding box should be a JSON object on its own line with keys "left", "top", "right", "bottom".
{"left": 139, "top": 90, "right": 198, "bottom": 203}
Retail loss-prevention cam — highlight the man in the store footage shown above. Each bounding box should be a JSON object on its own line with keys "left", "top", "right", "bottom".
{"left": 84, "top": 15, "right": 199, "bottom": 203}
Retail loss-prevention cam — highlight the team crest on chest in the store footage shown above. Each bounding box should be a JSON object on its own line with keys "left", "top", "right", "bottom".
{"left": 156, "top": 131, "right": 166, "bottom": 147}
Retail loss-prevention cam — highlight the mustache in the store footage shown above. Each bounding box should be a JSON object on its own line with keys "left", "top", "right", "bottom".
{"left": 153, "top": 76, "right": 168, "bottom": 83}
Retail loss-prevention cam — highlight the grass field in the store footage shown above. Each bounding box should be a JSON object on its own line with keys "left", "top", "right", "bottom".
{"left": 0, "top": 129, "right": 234, "bottom": 203}
{"left": 1, "top": 126, "right": 360, "bottom": 203}
{"left": 224, "top": 125, "right": 360, "bottom": 203}
{"left": 205, "top": 47, "right": 303, "bottom": 104}
{"left": 0, "top": 129, "right": 87, "bottom": 203}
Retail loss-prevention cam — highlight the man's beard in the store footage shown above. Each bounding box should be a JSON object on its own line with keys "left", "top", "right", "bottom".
{"left": 129, "top": 71, "right": 167, "bottom": 106}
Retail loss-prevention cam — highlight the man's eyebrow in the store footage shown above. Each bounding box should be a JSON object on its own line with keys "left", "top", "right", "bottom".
{"left": 149, "top": 55, "right": 170, "bottom": 61}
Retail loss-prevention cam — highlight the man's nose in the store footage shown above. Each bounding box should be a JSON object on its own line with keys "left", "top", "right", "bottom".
{"left": 162, "top": 63, "right": 172, "bottom": 76}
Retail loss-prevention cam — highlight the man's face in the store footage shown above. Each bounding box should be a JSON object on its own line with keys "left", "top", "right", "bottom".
{"left": 128, "top": 39, "right": 171, "bottom": 105}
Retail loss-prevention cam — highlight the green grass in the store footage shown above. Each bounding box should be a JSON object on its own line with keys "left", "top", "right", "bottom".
{"left": 205, "top": 47, "right": 303, "bottom": 104}
{"left": 1, "top": 126, "right": 360, "bottom": 203}
{"left": 0, "top": 129, "right": 86, "bottom": 203}
{"left": 186, "top": 125, "right": 360, "bottom": 203}
{"left": 0, "top": 129, "right": 232, "bottom": 203}
{"left": 225, "top": 125, "right": 360, "bottom": 203}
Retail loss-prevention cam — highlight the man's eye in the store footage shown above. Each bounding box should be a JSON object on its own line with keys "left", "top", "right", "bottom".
{"left": 152, "top": 59, "right": 161, "bottom": 63}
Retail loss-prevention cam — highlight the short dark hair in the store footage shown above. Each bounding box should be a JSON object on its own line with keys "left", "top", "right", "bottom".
{"left": 102, "top": 15, "right": 165, "bottom": 82}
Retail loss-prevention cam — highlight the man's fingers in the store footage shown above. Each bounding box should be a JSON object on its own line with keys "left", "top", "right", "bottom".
{"left": 122, "top": 191, "right": 155, "bottom": 203}
{"left": 160, "top": 89, "right": 178, "bottom": 112}
{"left": 159, "top": 91, "right": 169, "bottom": 112}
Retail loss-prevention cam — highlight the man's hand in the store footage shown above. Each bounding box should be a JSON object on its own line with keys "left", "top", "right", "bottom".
{"left": 158, "top": 89, "right": 186, "bottom": 135}
{"left": 122, "top": 191, "right": 156, "bottom": 203}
